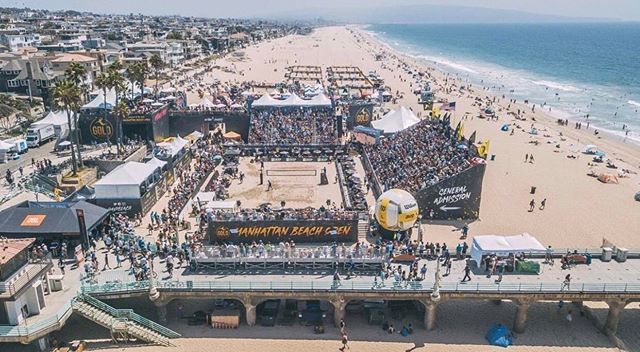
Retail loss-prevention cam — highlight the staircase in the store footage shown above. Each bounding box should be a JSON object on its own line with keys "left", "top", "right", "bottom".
{"left": 72, "top": 295, "right": 180, "bottom": 346}
{"left": 357, "top": 216, "right": 370, "bottom": 242}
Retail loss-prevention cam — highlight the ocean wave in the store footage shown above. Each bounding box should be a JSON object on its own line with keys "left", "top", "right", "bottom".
{"left": 529, "top": 80, "right": 581, "bottom": 92}
{"left": 414, "top": 54, "right": 478, "bottom": 74}
{"left": 628, "top": 100, "right": 640, "bottom": 108}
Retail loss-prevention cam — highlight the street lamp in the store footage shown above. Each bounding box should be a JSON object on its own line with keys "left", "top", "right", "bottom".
{"left": 431, "top": 261, "right": 441, "bottom": 302}
{"left": 148, "top": 256, "right": 159, "bottom": 301}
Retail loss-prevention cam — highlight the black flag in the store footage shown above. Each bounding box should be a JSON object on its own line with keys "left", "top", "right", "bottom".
{"left": 468, "top": 131, "right": 477, "bottom": 145}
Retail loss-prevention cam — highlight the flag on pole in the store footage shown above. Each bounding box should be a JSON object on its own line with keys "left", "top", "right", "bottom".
{"left": 432, "top": 105, "right": 441, "bottom": 118}
{"left": 468, "top": 131, "right": 477, "bottom": 145}
{"left": 477, "top": 140, "right": 490, "bottom": 158}
{"left": 456, "top": 123, "right": 465, "bottom": 141}
{"left": 441, "top": 101, "right": 456, "bottom": 111}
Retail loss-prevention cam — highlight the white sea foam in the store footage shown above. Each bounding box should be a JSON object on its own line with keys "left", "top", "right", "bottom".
{"left": 414, "top": 54, "right": 478, "bottom": 74}
{"left": 529, "top": 80, "right": 581, "bottom": 92}
{"left": 628, "top": 100, "right": 640, "bottom": 108}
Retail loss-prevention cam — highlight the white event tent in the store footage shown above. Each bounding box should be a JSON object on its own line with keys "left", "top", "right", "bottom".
{"left": 94, "top": 162, "right": 160, "bottom": 199}
{"left": 470, "top": 233, "right": 546, "bottom": 265}
{"left": 371, "top": 106, "right": 420, "bottom": 134}
{"left": 82, "top": 89, "right": 117, "bottom": 110}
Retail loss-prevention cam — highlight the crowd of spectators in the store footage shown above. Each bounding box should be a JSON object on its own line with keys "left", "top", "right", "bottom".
{"left": 167, "top": 138, "right": 221, "bottom": 215}
{"left": 193, "top": 240, "right": 385, "bottom": 260}
{"left": 207, "top": 205, "right": 358, "bottom": 222}
{"left": 249, "top": 109, "right": 337, "bottom": 145}
{"left": 365, "top": 120, "right": 474, "bottom": 193}
{"left": 336, "top": 155, "right": 368, "bottom": 211}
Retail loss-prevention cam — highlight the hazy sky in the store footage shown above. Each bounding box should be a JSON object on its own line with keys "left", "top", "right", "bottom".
{"left": 2, "top": 0, "right": 640, "bottom": 21}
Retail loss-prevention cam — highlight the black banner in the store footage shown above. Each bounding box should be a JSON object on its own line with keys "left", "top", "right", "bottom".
{"left": 208, "top": 219, "right": 359, "bottom": 244}
{"left": 414, "top": 163, "right": 486, "bottom": 220}
{"left": 347, "top": 103, "right": 374, "bottom": 129}
{"left": 93, "top": 198, "right": 142, "bottom": 217}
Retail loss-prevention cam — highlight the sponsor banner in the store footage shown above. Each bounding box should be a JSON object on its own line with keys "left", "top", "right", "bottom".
{"left": 94, "top": 198, "right": 141, "bottom": 216}
{"left": 347, "top": 103, "right": 374, "bottom": 129}
{"left": 208, "top": 219, "right": 359, "bottom": 244}
{"left": 414, "top": 163, "right": 486, "bottom": 220}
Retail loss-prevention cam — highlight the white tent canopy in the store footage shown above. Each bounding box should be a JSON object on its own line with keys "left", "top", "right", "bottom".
{"left": 307, "top": 93, "right": 332, "bottom": 107}
{"left": 94, "top": 161, "right": 160, "bottom": 199}
{"left": 34, "top": 110, "right": 74, "bottom": 127}
{"left": 371, "top": 106, "right": 420, "bottom": 133}
{"left": 82, "top": 88, "right": 117, "bottom": 110}
{"left": 146, "top": 156, "right": 167, "bottom": 170}
{"left": 0, "top": 140, "right": 14, "bottom": 150}
{"left": 470, "top": 233, "right": 545, "bottom": 265}
{"left": 198, "top": 97, "right": 215, "bottom": 108}
{"left": 252, "top": 93, "right": 282, "bottom": 108}
{"left": 282, "top": 93, "right": 307, "bottom": 106}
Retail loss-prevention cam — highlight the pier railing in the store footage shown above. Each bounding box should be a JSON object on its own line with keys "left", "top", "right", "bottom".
{"left": 0, "top": 300, "right": 73, "bottom": 342}
{"left": 80, "top": 279, "right": 640, "bottom": 296}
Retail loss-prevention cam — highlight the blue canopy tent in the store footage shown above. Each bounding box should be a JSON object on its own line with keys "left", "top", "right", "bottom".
{"left": 486, "top": 324, "right": 513, "bottom": 347}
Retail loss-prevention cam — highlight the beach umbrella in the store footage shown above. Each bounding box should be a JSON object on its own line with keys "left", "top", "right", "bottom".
{"left": 500, "top": 124, "right": 510, "bottom": 131}
{"left": 58, "top": 141, "right": 71, "bottom": 147}
{"left": 456, "top": 144, "right": 469, "bottom": 150}
{"left": 598, "top": 173, "right": 619, "bottom": 184}
{"left": 635, "top": 192, "right": 640, "bottom": 202}
{"left": 142, "top": 98, "right": 154, "bottom": 103}
{"left": 584, "top": 145, "right": 599, "bottom": 154}
{"left": 164, "top": 95, "right": 176, "bottom": 100}
{"left": 151, "top": 102, "right": 164, "bottom": 107}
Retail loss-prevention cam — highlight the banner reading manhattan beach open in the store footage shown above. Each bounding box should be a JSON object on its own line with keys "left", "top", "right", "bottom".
{"left": 208, "top": 219, "right": 359, "bottom": 243}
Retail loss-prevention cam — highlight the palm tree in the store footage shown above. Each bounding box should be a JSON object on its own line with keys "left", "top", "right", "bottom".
{"left": 64, "top": 62, "right": 87, "bottom": 86}
{"left": 64, "top": 62, "right": 88, "bottom": 165}
{"left": 127, "top": 62, "right": 148, "bottom": 101}
{"left": 51, "top": 80, "right": 82, "bottom": 176}
{"left": 108, "top": 69, "right": 127, "bottom": 156}
{"left": 149, "top": 54, "right": 164, "bottom": 100}
{"left": 94, "top": 72, "right": 112, "bottom": 144}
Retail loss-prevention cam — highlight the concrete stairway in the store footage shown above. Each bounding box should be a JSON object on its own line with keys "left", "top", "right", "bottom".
{"left": 357, "top": 219, "right": 369, "bottom": 241}
{"left": 72, "top": 298, "right": 174, "bottom": 346}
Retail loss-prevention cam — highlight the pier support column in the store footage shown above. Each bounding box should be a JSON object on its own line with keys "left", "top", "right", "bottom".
{"left": 423, "top": 300, "right": 438, "bottom": 331}
{"left": 331, "top": 298, "right": 347, "bottom": 327}
{"left": 245, "top": 304, "right": 257, "bottom": 326}
{"left": 156, "top": 303, "right": 168, "bottom": 324}
{"left": 604, "top": 300, "right": 628, "bottom": 334}
{"left": 513, "top": 299, "right": 531, "bottom": 333}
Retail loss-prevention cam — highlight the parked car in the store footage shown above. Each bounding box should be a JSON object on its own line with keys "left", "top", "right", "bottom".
{"left": 298, "top": 300, "right": 326, "bottom": 326}
{"left": 259, "top": 300, "right": 280, "bottom": 326}
{"left": 279, "top": 299, "right": 298, "bottom": 326}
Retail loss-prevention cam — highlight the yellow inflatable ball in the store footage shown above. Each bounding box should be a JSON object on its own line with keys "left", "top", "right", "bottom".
{"left": 374, "top": 189, "right": 419, "bottom": 231}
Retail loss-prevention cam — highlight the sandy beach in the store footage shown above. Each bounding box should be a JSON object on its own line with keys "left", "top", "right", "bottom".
{"left": 175, "top": 26, "right": 640, "bottom": 249}
{"left": 34, "top": 25, "right": 638, "bottom": 352}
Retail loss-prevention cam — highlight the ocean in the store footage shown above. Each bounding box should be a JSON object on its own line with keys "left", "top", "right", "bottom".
{"left": 366, "top": 23, "right": 640, "bottom": 143}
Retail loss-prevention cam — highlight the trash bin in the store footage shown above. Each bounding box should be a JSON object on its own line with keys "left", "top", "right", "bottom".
{"left": 601, "top": 247, "right": 613, "bottom": 262}
{"left": 530, "top": 186, "right": 536, "bottom": 194}
{"left": 616, "top": 248, "right": 628, "bottom": 262}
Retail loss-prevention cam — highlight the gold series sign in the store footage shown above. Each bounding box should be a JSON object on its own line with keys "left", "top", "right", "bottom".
{"left": 89, "top": 117, "right": 114, "bottom": 140}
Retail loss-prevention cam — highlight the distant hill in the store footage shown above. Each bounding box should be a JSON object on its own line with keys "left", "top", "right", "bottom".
{"left": 261, "top": 4, "right": 617, "bottom": 24}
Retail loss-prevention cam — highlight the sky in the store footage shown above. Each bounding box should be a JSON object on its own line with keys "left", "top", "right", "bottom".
{"left": 1, "top": 0, "right": 640, "bottom": 21}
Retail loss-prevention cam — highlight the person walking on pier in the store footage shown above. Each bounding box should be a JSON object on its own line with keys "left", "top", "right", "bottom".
{"left": 339, "top": 331, "right": 350, "bottom": 351}
{"left": 545, "top": 245, "right": 554, "bottom": 264}
{"left": 461, "top": 263, "right": 472, "bottom": 282}
{"left": 333, "top": 270, "right": 342, "bottom": 287}
{"left": 562, "top": 274, "right": 571, "bottom": 291}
